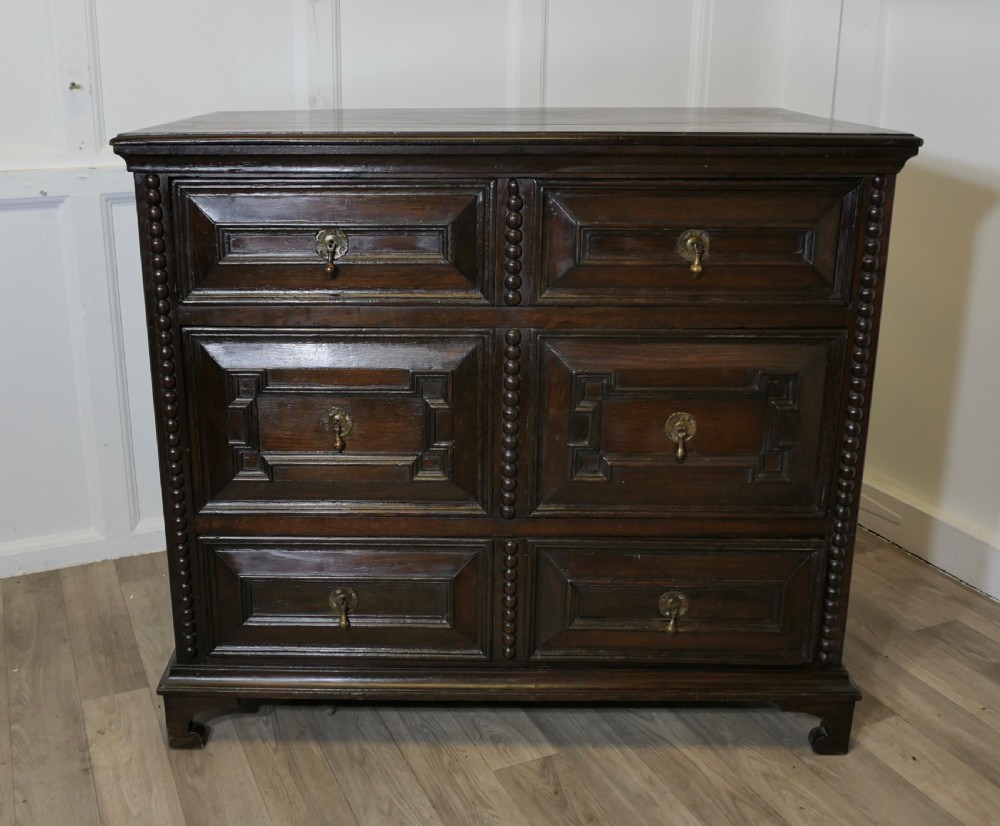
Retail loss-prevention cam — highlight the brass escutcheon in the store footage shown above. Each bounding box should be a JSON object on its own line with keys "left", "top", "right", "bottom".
{"left": 321, "top": 406, "right": 354, "bottom": 453}
{"left": 664, "top": 412, "right": 697, "bottom": 462}
{"left": 658, "top": 591, "right": 689, "bottom": 634}
{"left": 677, "top": 229, "right": 710, "bottom": 276}
{"left": 315, "top": 228, "right": 349, "bottom": 277}
{"left": 330, "top": 587, "right": 359, "bottom": 630}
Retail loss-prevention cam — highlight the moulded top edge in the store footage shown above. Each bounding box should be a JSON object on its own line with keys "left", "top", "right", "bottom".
{"left": 110, "top": 107, "right": 923, "bottom": 147}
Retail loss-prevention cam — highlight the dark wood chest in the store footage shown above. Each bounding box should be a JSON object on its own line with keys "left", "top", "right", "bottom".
{"left": 112, "top": 108, "right": 920, "bottom": 752}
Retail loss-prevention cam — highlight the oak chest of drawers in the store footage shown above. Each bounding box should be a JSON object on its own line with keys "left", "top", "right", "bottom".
{"left": 112, "top": 108, "right": 920, "bottom": 753}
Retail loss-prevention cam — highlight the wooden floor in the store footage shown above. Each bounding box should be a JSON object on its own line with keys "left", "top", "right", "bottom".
{"left": 2, "top": 530, "right": 999, "bottom": 825}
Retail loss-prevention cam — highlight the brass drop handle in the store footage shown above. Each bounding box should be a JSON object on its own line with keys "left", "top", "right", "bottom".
{"left": 321, "top": 406, "right": 354, "bottom": 453}
{"left": 677, "top": 229, "right": 710, "bottom": 277}
{"left": 330, "top": 587, "right": 359, "bottom": 630}
{"left": 331, "top": 420, "right": 345, "bottom": 452}
{"left": 315, "top": 228, "right": 349, "bottom": 277}
{"left": 664, "top": 412, "right": 697, "bottom": 462}
{"left": 658, "top": 591, "right": 689, "bottom": 634}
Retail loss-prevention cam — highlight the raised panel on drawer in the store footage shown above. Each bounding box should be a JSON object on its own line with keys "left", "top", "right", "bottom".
{"left": 538, "top": 180, "right": 860, "bottom": 304}
{"left": 184, "top": 330, "right": 490, "bottom": 515}
{"left": 529, "top": 539, "right": 823, "bottom": 664}
{"left": 174, "top": 180, "right": 494, "bottom": 303}
{"left": 532, "top": 333, "right": 844, "bottom": 518}
{"left": 206, "top": 538, "right": 491, "bottom": 660}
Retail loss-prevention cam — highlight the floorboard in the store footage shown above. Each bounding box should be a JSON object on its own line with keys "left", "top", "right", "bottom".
{"left": 308, "top": 706, "right": 445, "bottom": 826}
{"left": 847, "top": 634, "right": 1000, "bottom": 788}
{"left": 380, "top": 706, "right": 532, "bottom": 826}
{"left": 166, "top": 716, "right": 272, "bottom": 826}
{"left": 3, "top": 572, "right": 102, "bottom": 826}
{"left": 450, "top": 706, "right": 557, "bottom": 771}
{"left": 62, "top": 561, "right": 147, "bottom": 702}
{"left": 1, "top": 531, "right": 998, "bottom": 826}
{"left": 114, "top": 554, "right": 174, "bottom": 692}
{"left": 237, "top": 704, "right": 358, "bottom": 826}
{"left": 599, "top": 707, "right": 787, "bottom": 825}
{"left": 644, "top": 706, "right": 865, "bottom": 825}
{"left": 525, "top": 708, "right": 703, "bottom": 825}
{"left": 856, "top": 714, "right": 1000, "bottom": 825}
{"left": 0, "top": 586, "right": 13, "bottom": 826}
{"left": 82, "top": 688, "right": 186, "bottom": 826}
{"left": 495, "top": 752, "right": 623, "bottom": 826}
{"left": 759, "top": 708, "right": 962, "bottom": 826}
{"left": 849, "top": 594, "right": 1000, "bottom": 733}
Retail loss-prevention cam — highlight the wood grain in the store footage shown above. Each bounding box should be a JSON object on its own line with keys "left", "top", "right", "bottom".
{"left": 61, "top": 561, "right": 147, "bottom": 701}
{"left": 525, "top": 708, "right": 702, "bottom": 825}
{"left": 855, "top": 546, "right": 1000, "bottom": 641}
{"left": 666, "top": 708, "right": 865, "bottom": 825}
{"left": 599, "top": 707, "right": 786, "bottom": 825}
{"left": 111, "top": 107, "right": 921, "bottom": 141}
{"left": 850, "top": 552, "right": 955, "bottom": 630}
{"left": 917, "top": 619, "right": 1000, "bottom": 681}
{"left": 236, "top": 704, "right": 358, "bottom": 826}
{"left": 846, "top": 633, "right": 1000, "bottom": 787}
{"left": 167, "top": 716, "right": 272, "bottom": 826}
{"left": 82, "top": 688, "right": 185, "bottom": 826}
{"left": 754, "top": 708, "right": 961, "bottom": 826}
{"left": 495, "top": 751, "right": 624, "bottom": 826}
{"left": 3, "top": 572, "right": 101, "bottom": 825}
{"left": 379, "top": 706, "right": 532, "bottom": 826}
{"left": 848, "top": 593, "right": 1000, "bottom": 733}
{"left": 115, "top": 553, "right": 173, "bottom": 691}
{"left": 0, "top": 585, "right": 12, "bottom": 826}
{"left": 853, "top": 530, "right": 881, "bottom": 554}
{"left": 308, "top": 706, "right": 445, "bottom": 826}
{"left": 849, "top": 692, "right": 895, "bottom": 732}
{"left": 856, "top": 714, "right": 1000, "bottom": 825}
{"left": 450, "top": 707, "right": 556, "bottom": 771}
{"left": 858, "top": 536, "right": 991, "bottom": 609}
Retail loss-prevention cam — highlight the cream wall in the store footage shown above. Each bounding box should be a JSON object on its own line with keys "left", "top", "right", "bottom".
{"left": 859, "top": 0, "right": 1000, "bottom": 599}
{"left": 1, "top": 0, "right": 996, "bottom": 598}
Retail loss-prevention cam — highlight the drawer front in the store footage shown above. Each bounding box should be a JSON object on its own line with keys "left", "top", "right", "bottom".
{"left": 205, "top": 539, "right": 491, "bottom": 660}
{"left": 175, "top": 180, "right": 493, "bottom": 303}
{"left": 539, "top": 180, "right": 859, "bottom": 304}
{"left": 529, "top": 540, "right": 823, "bottom": 664}
{"left": 533, "top": 333, "right": 843, "bottom": 517}
{"left": 184, "top": 330, "right": 489, "bottom": 515}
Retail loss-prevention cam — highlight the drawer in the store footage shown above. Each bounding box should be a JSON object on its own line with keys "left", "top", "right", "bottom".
{"left": 174, "top": 180, "right": 493, "bottom": 303}
{"left": 538, "top": 180, "right": 859, "bottom": 304}
{"left": 529, "top": 539, "right": 823, "bottom": 664}
{"left": 533, "top": 333, "right": 843, "bottom": 517}
{"left": 206, "top": 539, "right": 492, "bottom": 661}
{"left": 184, "top": 330, "right": 490, "bottom": 515}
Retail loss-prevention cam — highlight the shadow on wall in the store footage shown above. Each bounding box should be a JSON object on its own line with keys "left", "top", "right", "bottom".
{"left": 867, "top": 159, "right": 1000, "bottom": 512}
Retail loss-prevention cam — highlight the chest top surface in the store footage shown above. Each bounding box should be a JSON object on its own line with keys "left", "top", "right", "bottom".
{"left": 111, "top": 107, "right": 921, "bottom": 156}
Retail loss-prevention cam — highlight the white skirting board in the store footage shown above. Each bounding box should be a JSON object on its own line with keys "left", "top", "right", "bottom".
{"left": 0, "top": 521, "right": 164, "bottom": 579}
{"left": 860, "top": 476, "right": 1000, "bottom": 603}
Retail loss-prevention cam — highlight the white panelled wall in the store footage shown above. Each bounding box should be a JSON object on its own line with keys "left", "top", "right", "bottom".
{"left": 1, "top": 0, "right": 997, "bottom": 600}
{"left": 859, "top": 0, "right": 1000, "bottom": 600}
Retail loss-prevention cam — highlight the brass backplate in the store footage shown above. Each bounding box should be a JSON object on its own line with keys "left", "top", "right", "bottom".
{"left": 315, "top": 228, "right": 349, "bottom": 260}
{"left": 664, "top": 412, "right": 696, "bottom": 443}
{"left": 330, "top": 587, "right": 359, "bottom": 613}
{"left": 676, "top": 229, "right": 710, "bottom": 262}
{"left": 658, "top": 591, "right": 689, "bottom": 617}
{"left": 321, "top": 406, "right": 354, "bottom": 437}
